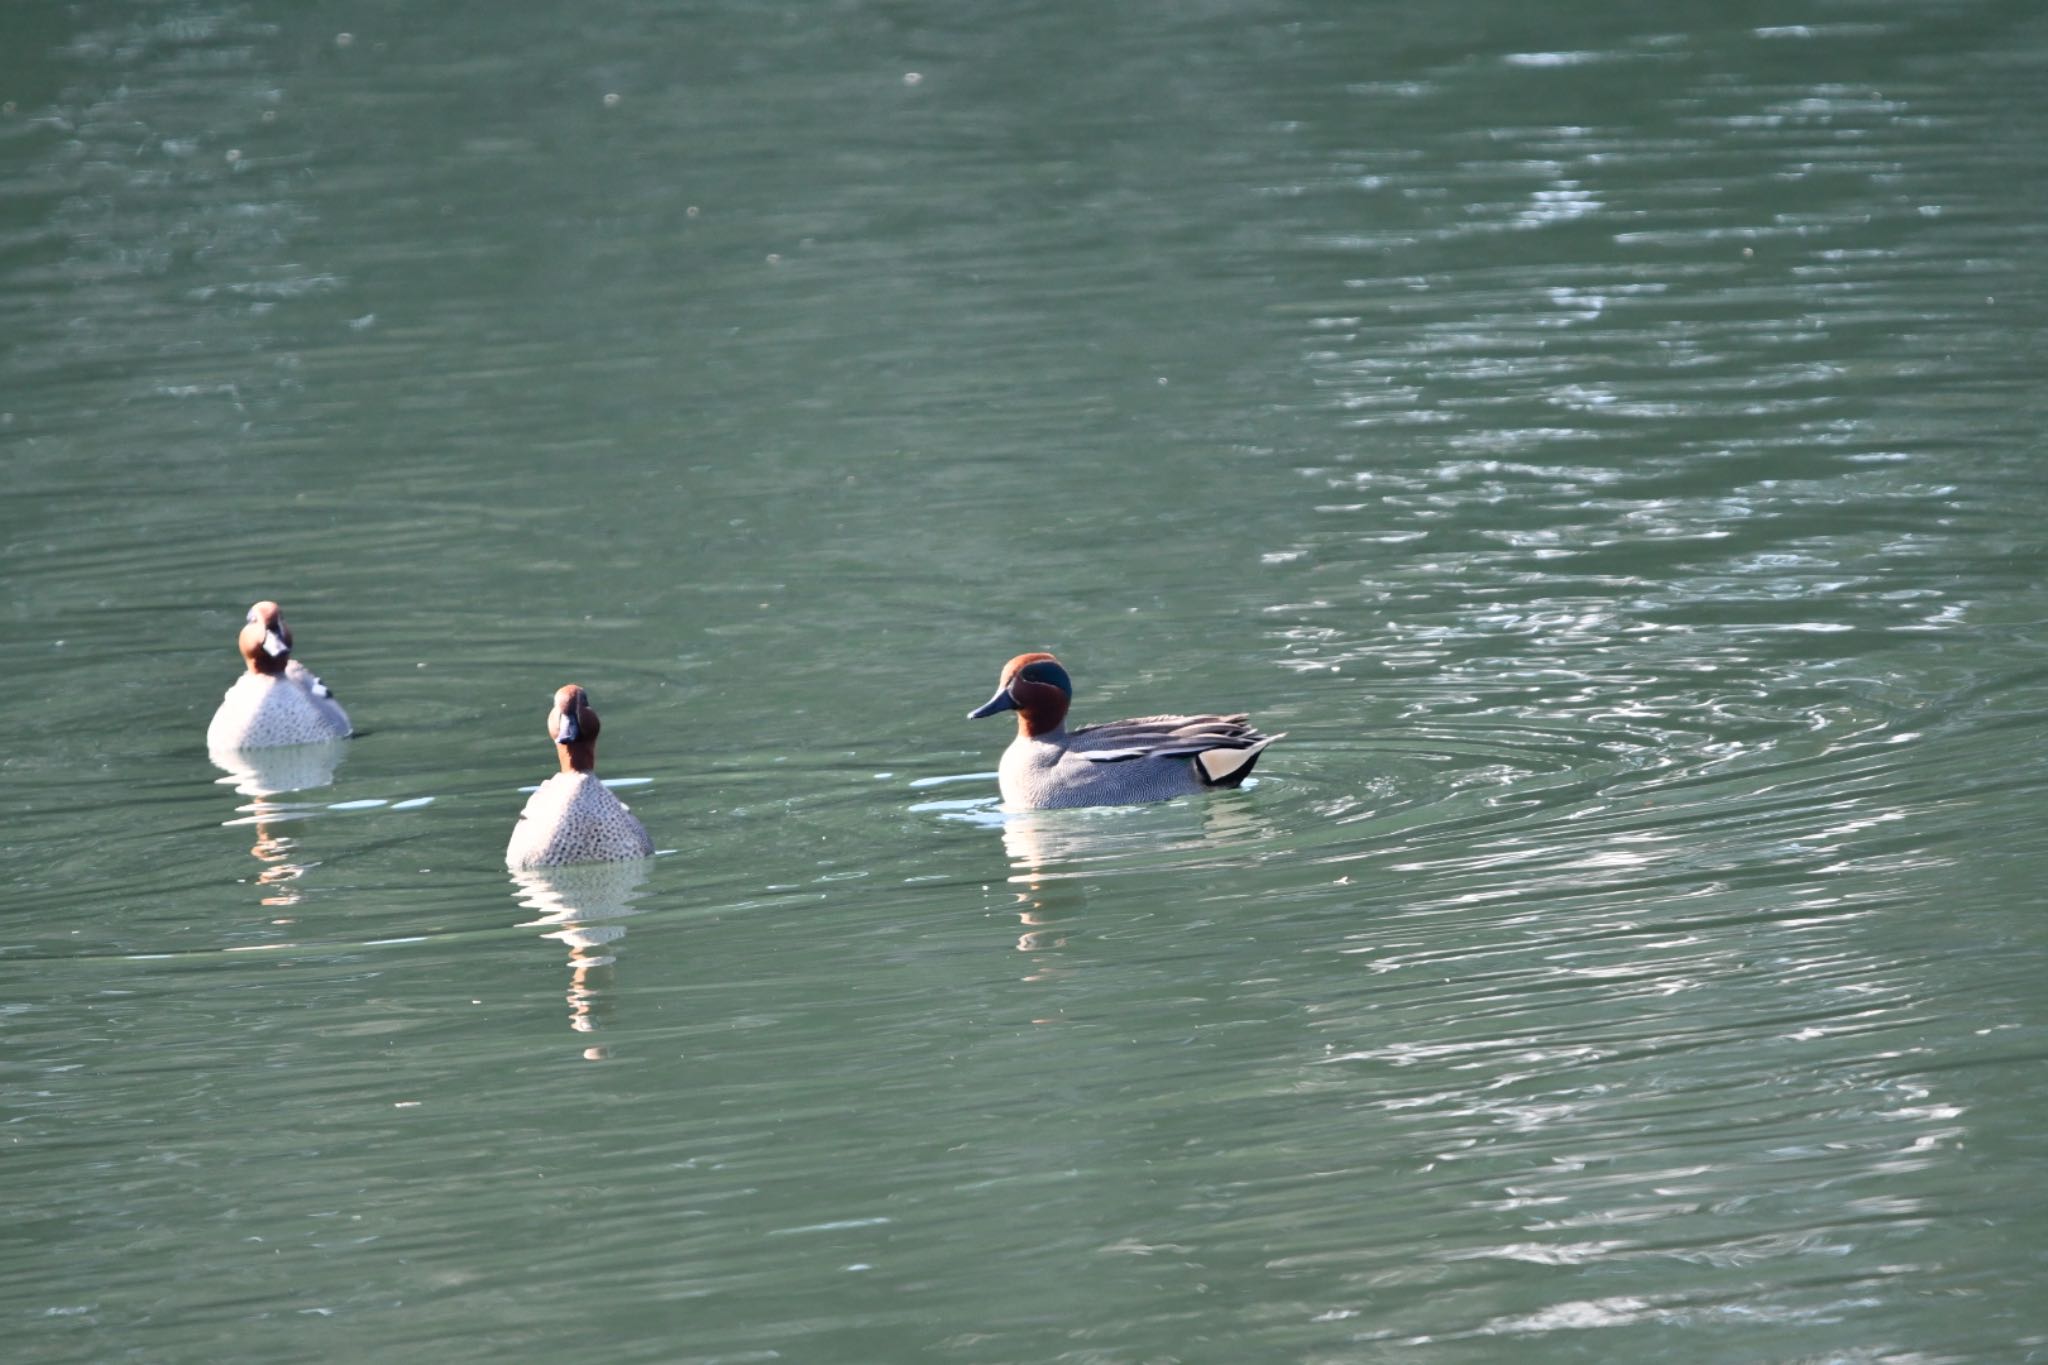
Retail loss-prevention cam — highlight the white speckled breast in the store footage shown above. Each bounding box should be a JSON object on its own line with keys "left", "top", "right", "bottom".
{"left": 506, "top": 772, "right": 655, "bottom": 870}
{"left": 206, "top": 673, "right": 354, "bottom": 749}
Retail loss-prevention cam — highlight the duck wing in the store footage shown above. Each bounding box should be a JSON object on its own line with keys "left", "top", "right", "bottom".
{"left": 1071, "top": 714, "right": 1271, "bottom": 763}
{"left": 284, "top": 659, "right": 353, "bottom": 736}
{"left": 285, "top": 659, "right": 336, "bottom": 701}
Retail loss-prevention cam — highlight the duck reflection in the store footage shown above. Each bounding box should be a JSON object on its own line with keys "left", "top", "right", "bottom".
{"left": 511, "top": 860, "right": 652, "bottom": 1057}
{"left": 210, "top": 739, "right": 349, "bottom": 910}
{"left": 1000, "top": 799, "right": 1269, "bottom": 880}
{"left": 997, "top": 801, "right": 1272, "bottom": 968}
{"left": 998, "top": 811, "right": 1097, "bottom": 963}
{"left": 1009, "top": 882, "right": 1074, "bottom": 973}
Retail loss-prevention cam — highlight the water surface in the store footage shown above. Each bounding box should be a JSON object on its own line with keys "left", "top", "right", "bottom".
{"left": 4, "top": 1, "right": 2046, "bottom": 1360}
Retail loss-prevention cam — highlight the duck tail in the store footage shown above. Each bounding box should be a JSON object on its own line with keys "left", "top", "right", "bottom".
{"left": 1196, "top": 734, "right": 1282, "bottom": 788}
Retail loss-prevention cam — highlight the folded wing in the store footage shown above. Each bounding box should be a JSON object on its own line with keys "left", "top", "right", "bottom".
{"left": 1072, "top": 714, "right": 1279, "bottom": 787}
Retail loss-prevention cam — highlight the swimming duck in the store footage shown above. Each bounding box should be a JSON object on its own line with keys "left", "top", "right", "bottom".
{"left": 506, "top": 684, "right": 655, "bottom": 870}
{"left": 968, "top": 652, "right": 1278, "bottom": 809}
{"left": 205, "top": 601, "right": 353, "bottom": 749}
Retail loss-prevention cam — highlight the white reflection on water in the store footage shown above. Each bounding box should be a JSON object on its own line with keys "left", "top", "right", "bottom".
{"left": 209, "top": 738, "right": 348, "bottom": 800}
{"left": 998, "top": 798, "right": 1271, "bottom": 882}
{"left": 209, "top": 739, "right": 348, "bottom": 910}
{"left": 999, "top": 806, "right": 1141, "bottom": 876}
{"left": 916, "top": 794, "right": 1284, "bottom": 967}
{"left": 991, "top": 800, "right": 1277, "bottom": 975}
{"left": 512, "top": 860, "right": 652, "bottom": 1058}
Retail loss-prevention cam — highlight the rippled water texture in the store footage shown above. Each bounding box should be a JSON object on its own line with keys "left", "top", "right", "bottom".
{"left": 4, "top": 1, "right": 2046, "bottom": 1360}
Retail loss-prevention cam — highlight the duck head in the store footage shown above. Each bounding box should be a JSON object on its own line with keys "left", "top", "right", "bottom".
{"left": 969, "top": 652, "right": 1073, "bottom": 736}
{"left": 549, "top": 683, "right": 602, "bottom": 773}
{"left": 238, "top": 601, "right": 294, "bottom": 676}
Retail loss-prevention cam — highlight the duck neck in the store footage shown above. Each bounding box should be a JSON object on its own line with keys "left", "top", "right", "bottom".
{"left": 558, "top": 740, "right": 598, "bottom": 774}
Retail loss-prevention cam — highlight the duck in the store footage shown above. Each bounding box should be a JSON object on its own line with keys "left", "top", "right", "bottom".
{"left": 968, "top": 652, "right": 1278, "bottom": 809}
{"left": 506, "top": 684, "right": 655, "bottom": 870}
{"left": 205, "top": 601, "right": 353, "bottom": 749}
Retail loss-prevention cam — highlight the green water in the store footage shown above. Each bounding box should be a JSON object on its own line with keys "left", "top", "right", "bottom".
{"left": 4, "top": 1, "right": 2046, "bottom": 1360}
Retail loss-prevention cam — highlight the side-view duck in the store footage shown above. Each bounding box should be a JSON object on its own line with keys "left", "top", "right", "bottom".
{"left": 506, "top": 684, "right": 655, "bottom": 870}
{"left": 205, "top": 600, "right": 353, "bottom": 749}
{"left": 969, "top": 651, "right": 1279, "bottom": 809}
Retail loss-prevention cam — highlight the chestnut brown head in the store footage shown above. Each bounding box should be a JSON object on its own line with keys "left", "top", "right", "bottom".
{"left": 968, "top": 652, "right": 1074, "bottom": 736}
{"left": 549, "top": 684, "right": 603, "bottom": 772}
{"left": 237, "top": 601, "right": 294, "bottom": 676}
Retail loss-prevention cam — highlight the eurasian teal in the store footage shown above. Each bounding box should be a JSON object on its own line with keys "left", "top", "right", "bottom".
{"left": 968, "top": 652, "right": 1278, "bottom": 809}
{"left": 205, "top": 601, "right": 353, "bottom": 749}
{"left": 506, "top": 684, "right": 655, "bottom": 870}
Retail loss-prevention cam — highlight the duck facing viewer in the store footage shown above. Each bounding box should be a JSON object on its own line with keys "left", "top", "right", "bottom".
{"left": 506, "top": 684, "right": 655, "bottom": 870}
{"left": 206, "top": 600, "right": 353, "bottom": 749}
